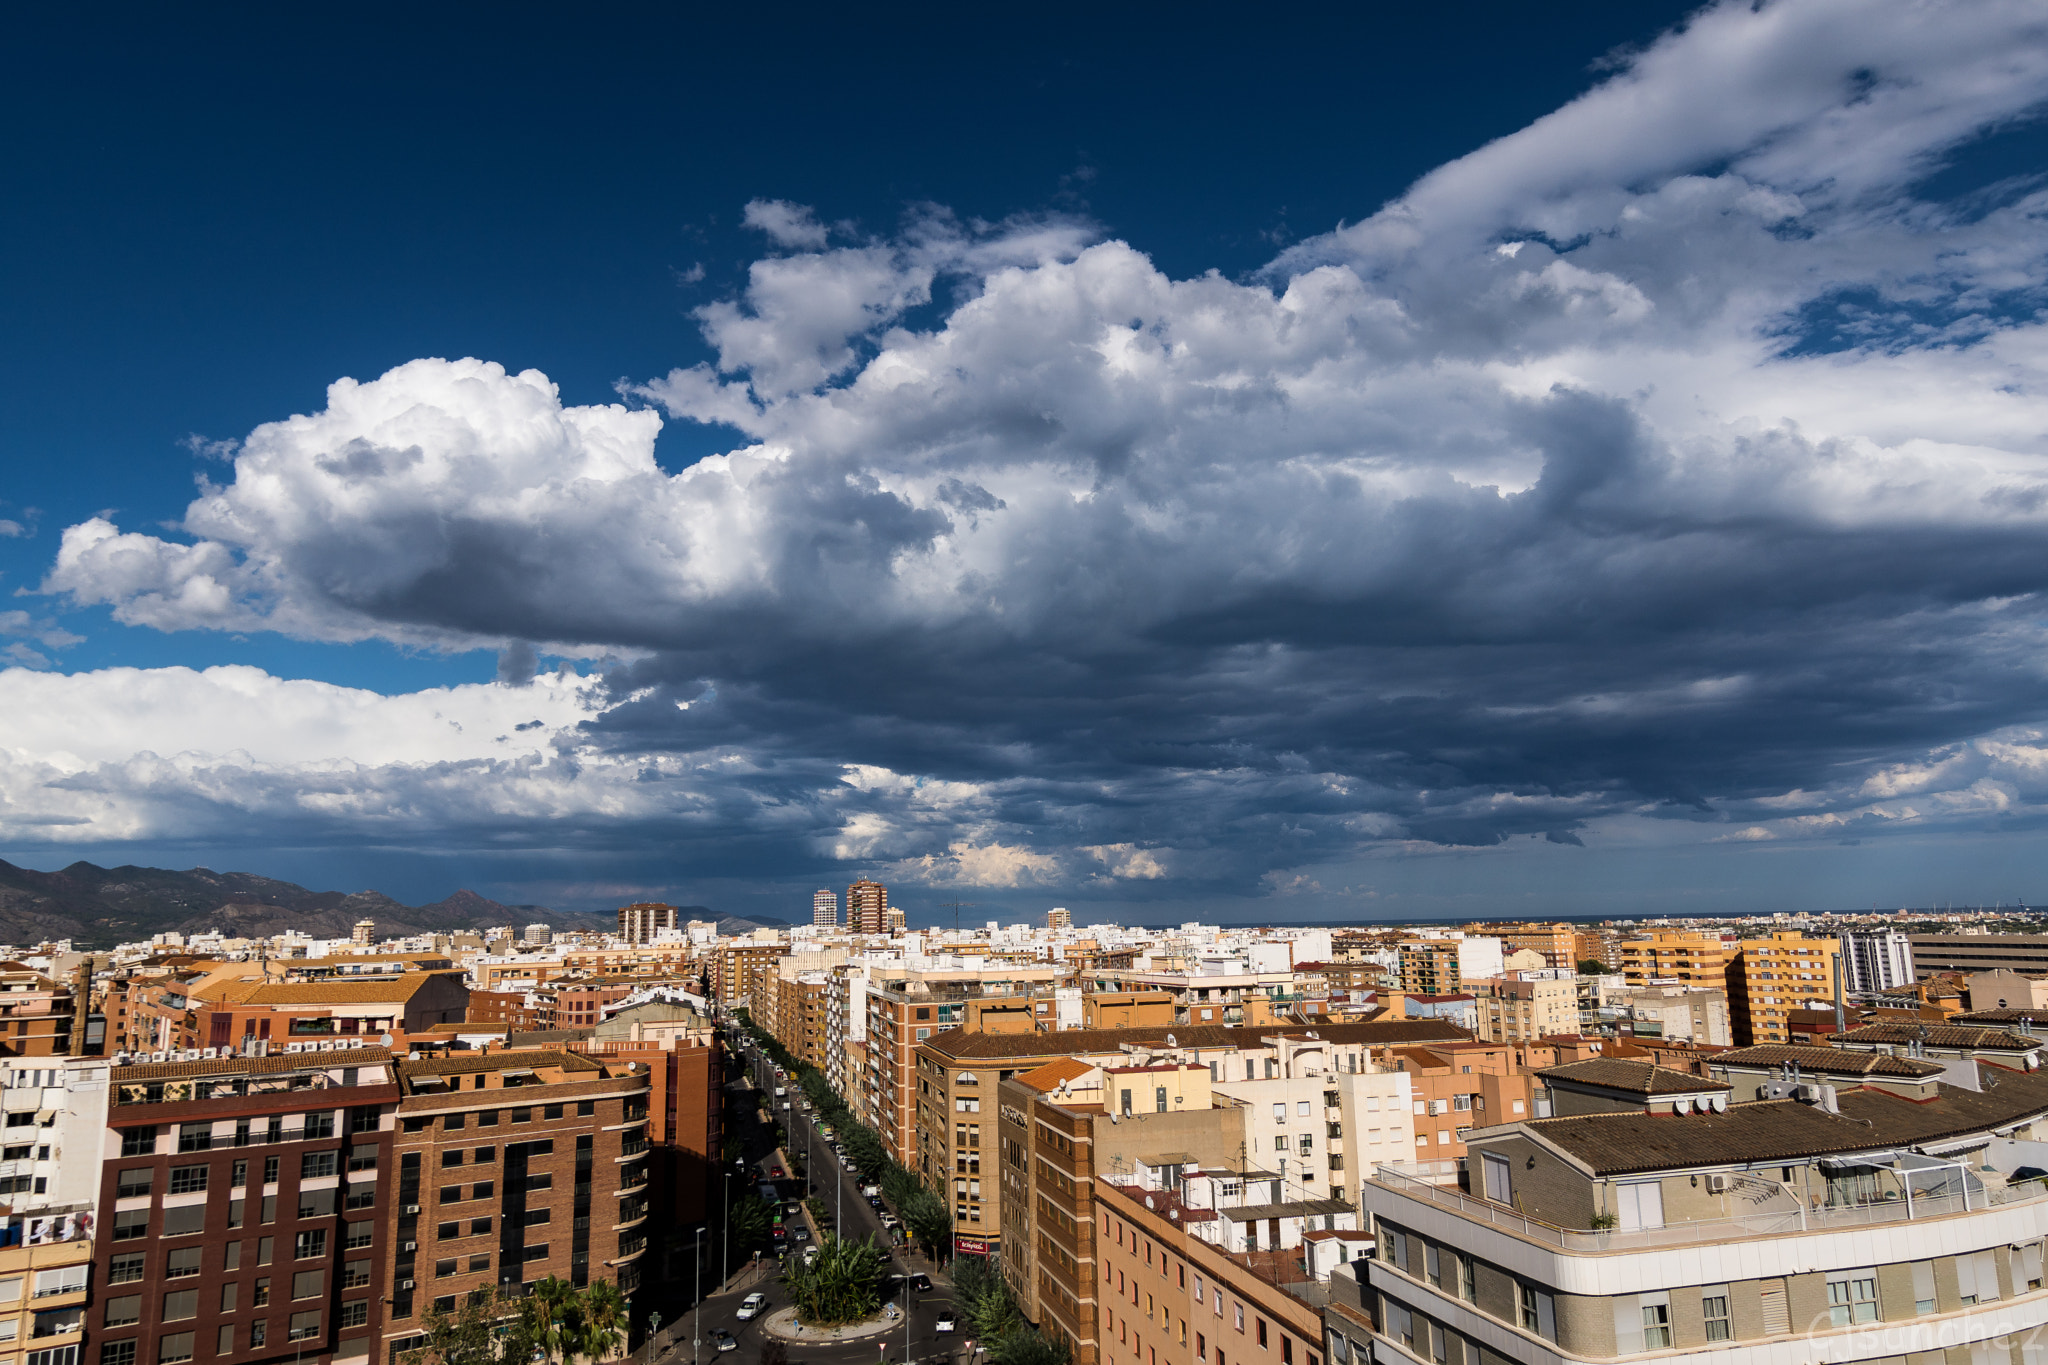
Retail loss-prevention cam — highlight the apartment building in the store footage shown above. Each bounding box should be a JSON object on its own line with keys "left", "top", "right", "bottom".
{"left": 1094, "top": 1173, "right": 1333, "bottom": 1365}
{"left": 705, "top": 942, "right": 787, "bottom": 1016}
{"left": 0, "top": 967, "right": 82, "bottom": 1058}
{"left": 1909, "top": 933, "right": 2048, "bottom": 977}
{"left": 929, "top": 1019, "right": 1470, "bottom": 1256}
{"left": 1362, "top": 1064, "right": 2048, "bottom": 1365}
{"left": 1596, "top": 983, "right": 1732, "bottom": 1046}
{"left": 614, "top": 903, "right": 677, "bottom": 945}
{"left": 381, "top": 1045, "right": 652, "bottom": 1360}
{"left": 1468, "top": 974, "right": 1577, "bottom": 1044}
{"left": 0, "top": 1054, "right": 110, "bottom": 1365}
{"left": 1376, "top": 1041, "right": 1538, "bottom": 1183}
{"left": 1213, "top": 1040, "right": 1414, "bottom": 1207}
{"left": 773, "top": 971, "right": 830, "bottom": 1071}
{"left": 1726, "top": 930, "right": 1841, "bottom": 1045}
{"left": 865, "top": 969, "right": 1062, "bottom": 1165}
{"left": 1465, "top": 924, "right": 1578, "bottom": 972}
{"left": 1616, "top": 930, "right": 1730, "bottom": 987}
{"left": 846, "top": 880, "right": 888, "bottom": 935}
{"left": 1081, "top": 970, "right": 1294, "bottom": 1027}
{"left": 1839, "top": 927, "right": 1915, "bottom": 993}
{"left": 124, "top": 971, "right": 469, "bottom": 1054}
{"left": 531, "top": 977, "right": 640, "bottom": 1031}
{"left": 1397, "top": 943, "right": 1461, "bottom": 996}
{"left": 93, "top": 1047, "right": 401, "bottom": 1365}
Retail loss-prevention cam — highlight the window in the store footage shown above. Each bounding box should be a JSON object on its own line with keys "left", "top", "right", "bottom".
{"left": 103, "top": 1297, "right": 140, "bottom": 1329}
{"left": 1959, "top": 1250, "right": 2001, "bottom": 1306}
{"left": 1517, "top": 1284, "right": 1556, "bottom": 1341}
{"left": 162, "top": 1291, "right": 199, "bottom": 1322}
{"left": 294, "top": 1229, "right": 327, "bottom": 1260}
{"left": 109, "top": 1256, "right": 144, "bottom": 1285}
{"left": 1826, "top": 1269, "right": 1879, "bottom": 1327}
{"left": 471, "top": 1218, "right": 492, "bottom": 1236}
{"left": 101, "top": 1343, "right": 136, "bottom": 1365}
{"left": 1615, "top": 1181, "right": 1664, "bottom": 1232}
{"left": 473, "top": 1146, "right": 496, "bottom": 1163}
{"left": 216, "top": 1326, "right": 233, "bottom": 1356}
{"left": 263, "top": 1155, "right": 279, "bottom": 1184}
{"left": 1911, "top": 1261, "right": 1936, "bottom": 1315}
{"left": 1235, "top": 1304, "right": 1244, "bottom": 1332}
{"left": 1257, "top": 1320, "right": 1267, "bottom": 1347}
{"left": 300, "top": 1152, "right": 336, "bottom": 1180}
{"left": 339, "top": 1302, "right": 368, "bottom": 1330}
{"left": 220, "top": 1285, "right": 237, "bottom": 1313}
{"left": 1702, "top": 1286, "right": 1731, "bottom": 1342}
{"left": 177, "top": 1125, "right": 213, "bottom": 1153}
{"left": 1457, "top": 1257, "right": 1475, "bottom": 1302}
{"left": 166, "top": 1249, "right": 202, "bottom": 1279}
{"left": 441, "top": 1150, "right": 464, "bottom": 1168}
{"left": 248, "top": 1323, "right": 266, "bottom": 1350}
{"left": 158, "top": 1337, "right": 195, "bottom": 1365}
{"left": 544, "top": 1104, "right": 563, "bottom": 1120}
{"left": 443, "top": 1114, "right": 466, "bottom": 1132}
{"left": 438, "top": 1222, "right": 459, "bottom": 1241}
{"left": 120, "top": 1128, "right": 156, "bottom": 1157}
{"left": 292, "top": 1271, "right": 324, "bottom": 1301}
{"left": 349, "top": 1146, "right": 376, "bottom": 1172}
{"left": 477, "top": 1110, "right": 499, "bottom": 1127}
{"left": 116, "top": 1168, "right": 153, "bottom": 1198}
{"left": 163, "top": 1205, "right": 205, "bottom": 1236}
{"left": 288, "top": 1313, "right": 320, "bottom": 1342}
{"left": 473, "top": 1180, "right": 495, "bottom": 1199}
{"left": 344, "top": 1221, "right": 374, "bottom": 1250}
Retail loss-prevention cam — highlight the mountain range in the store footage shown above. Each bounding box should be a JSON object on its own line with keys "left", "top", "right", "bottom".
{"left": 0, "top": 859, "right": 776, "bottom": 948}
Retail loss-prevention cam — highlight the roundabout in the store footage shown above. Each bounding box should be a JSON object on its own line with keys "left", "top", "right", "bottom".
{"left": 761, "top": 1302, "right": 912, "bottom": 1343}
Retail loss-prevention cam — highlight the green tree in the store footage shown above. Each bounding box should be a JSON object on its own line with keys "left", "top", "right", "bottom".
{"left": 898, "top": 1186, "right": 952, "bottom": 1261}
{"left": 1576, "top": 959, "right": 1608, "bottom": 975}
{"left": 953, "top": 1257, "right": 1022, "bottom": 1341}
{"left": 520, "top": 1277, "right": 582, "bottom": 1365}
{"left": 729, "top": 1196, "right": 772, "bottom": 1254}
{"left": 404, "top": 1287, "right": 540, "bottom": 1365}
{"left": 988, "top": 1329, "right": 1073, "bottom": 1365}
{"left": 576, "top": 1280, "right": 630, "bottom": 1362}
{"left": 781, "top": 1233, "right": 887, "bottom": 1327}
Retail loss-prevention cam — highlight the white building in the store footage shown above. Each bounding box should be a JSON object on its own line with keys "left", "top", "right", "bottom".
{"left": 1840, "top": 926, "right": 1915, "bottom": 993}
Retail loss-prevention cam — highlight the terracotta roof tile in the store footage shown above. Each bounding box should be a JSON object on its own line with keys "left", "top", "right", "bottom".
{"left": 1537, "top": 1058, "right": 1732, "bottom": 1095}
{"left": 114, "top": 1046, "right": 394, "bottom": 1081}
{"left": 1711, "top": 1044, "right": 1944, "bottom": 1078}
{"left": 923, "top": 1019, "right": 1469, "bottom": 1060}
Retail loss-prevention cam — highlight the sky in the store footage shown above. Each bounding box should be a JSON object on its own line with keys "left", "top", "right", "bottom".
{"left": 6, "top": 1, "right": 2048, "bottom": 923}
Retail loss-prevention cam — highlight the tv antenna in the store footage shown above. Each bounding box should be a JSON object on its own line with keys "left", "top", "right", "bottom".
{"left": 941, "top": 901, "right": 977, "bottom": 935}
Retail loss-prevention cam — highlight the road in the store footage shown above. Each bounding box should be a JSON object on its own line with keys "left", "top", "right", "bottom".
{"left": 658, "top": 1032, "right": 963, "bottom": 1365}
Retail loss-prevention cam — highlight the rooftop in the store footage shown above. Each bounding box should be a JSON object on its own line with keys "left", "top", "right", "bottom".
{"left": 1537, "top": 1058, "right": 1732, "bottom": 1095}
{"left": 924, "top": 1018, "right": 1470, "bottom": 1059}
{"left": 1710, "top": 1043, "right": 1945, "bottom": 1078}
{"left": 1831, "top": 1023, "right": 2042, "bottom": 1050}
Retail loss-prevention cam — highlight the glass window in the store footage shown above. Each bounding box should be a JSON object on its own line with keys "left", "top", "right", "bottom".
{"left": 1826, "top": 1270, "right": 1879, "bottom": 1326}
{"left": 1701, "top": 1286, "right": 1731, "bottom": 1342}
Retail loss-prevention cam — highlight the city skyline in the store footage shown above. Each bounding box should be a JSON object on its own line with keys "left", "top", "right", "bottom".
{"left": 6, "top": 3, "right": 2048, "bottom": 920}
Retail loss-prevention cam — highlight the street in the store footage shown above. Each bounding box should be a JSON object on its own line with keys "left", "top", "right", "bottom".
{"left": 658, "top": 1033, "right": 963, "bottom": 1365}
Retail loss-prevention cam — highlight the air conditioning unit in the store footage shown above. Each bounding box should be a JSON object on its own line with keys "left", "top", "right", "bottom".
{"left": 403, "top": 1241, "right": 418, "bottom": 1251}
{"left": 399, "top": 1279, "right": 415, "bottom": 1290}
{"left": 151, "top": 1052, "right": 167, "bottom": 1063}
{"left": 403, "top": 1205, "right": 420, "bottom": 1215}
{"left": 1705, "top": 1173, "right": 1731, "bottom": 1194}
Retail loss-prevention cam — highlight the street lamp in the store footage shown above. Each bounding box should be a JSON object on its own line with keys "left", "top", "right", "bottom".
{"left": 647, "top": 1311, "right": 662, "bottom": 1365}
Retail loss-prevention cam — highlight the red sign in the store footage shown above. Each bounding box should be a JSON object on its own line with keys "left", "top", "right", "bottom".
{"left": 954, "top": 1236, "right": 990, "bottom": 1256}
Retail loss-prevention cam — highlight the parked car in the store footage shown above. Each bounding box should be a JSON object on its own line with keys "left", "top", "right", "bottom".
{"left": 879, "top": 1213, "right": 900, "bottom": 1229}
{"left": 803, "top": 1245, "right": 820, "bottom": 1266}
{"left": 867, "top": 1195, "right": 884, "bottom": 1209}
{"left": 737, "top": 1294, "right": 767, "bottom": 1321}
{"left": 790, "top": 1226, "right": 810, "bottom": 1242}
{"left": 712, "top": 1330, "right": 737, "bottom": 1353}
{"left": 910, "top": 1273, "right": 932, "bottom": 1292}
{"left": 768, "top": 1165, "right": 784, "bottom": 1178}
{"left": 935, "top": 1312, "right": 957, "bottom": 1334}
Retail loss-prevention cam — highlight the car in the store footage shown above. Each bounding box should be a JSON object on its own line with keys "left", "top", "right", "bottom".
{"left": 768, "top": 1165, "right": 784, "bottom": 1178}
{"left": 736, "top": 1294, "right": 767, "bottom": 1321}
{"left": 802, "top": 1246, "right": 820, "bottom": 1266}
{"left": 790, "top": 1226, "right": 810, "bottom": 1242}
{"left": 712, "top": 1330, "right": 737, "bottom": 1353}
{"left": 911, "top": 1273, "right": 932, "bottom": 1292}
{"left": 879, "top": 1213, "right": 900, "bottom": 1229}
{"left": 867, "top": 1195, "right": 884, "bottom": 1209}
{"left": 935, "top": 1313, "right": 957, "bottom": 1334}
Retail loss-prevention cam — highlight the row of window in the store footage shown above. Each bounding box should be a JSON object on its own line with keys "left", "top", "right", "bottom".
{"left": 401, "top": 1100, "right": 594, "bottom": 1133}
{"left": 98, "top": 1305, "right": 358, "bottom": 1365}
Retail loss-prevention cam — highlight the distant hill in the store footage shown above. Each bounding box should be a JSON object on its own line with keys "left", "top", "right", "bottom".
{"left": 0, "top": 859, "right": 618, "bottom": 947}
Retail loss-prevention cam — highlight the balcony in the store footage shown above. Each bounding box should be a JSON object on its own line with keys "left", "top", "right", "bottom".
{"left": 1370, "top": 1160, "right": 2048, "bottom": 1253}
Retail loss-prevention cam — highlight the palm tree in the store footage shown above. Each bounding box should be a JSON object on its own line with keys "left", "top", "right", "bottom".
{"left": 521, "top": 1277, "right": 581, "bottom": 1365}
{"left": 575, "top": 1281, "right": 630, "bottom": 1363}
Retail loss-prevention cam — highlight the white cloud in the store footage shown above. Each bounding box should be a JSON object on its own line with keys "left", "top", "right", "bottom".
{"left": 27, "top": 0, "right": 2048, "bottom": 893}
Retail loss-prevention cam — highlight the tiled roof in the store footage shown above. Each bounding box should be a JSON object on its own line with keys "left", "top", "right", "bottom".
{"left": 918, "top": 1019, "right": 1469, "bottom": 1060}
{"left": 1012, "top": 1057, "right": 1096, "bottom": 1092}
{"left": 1537, "top": 1058, "right": 1732, "bottom": 1095}
{"left": 1504, "top": 1068, "right": 2048, "bottom": 1175}
{"left": 1710, "top": 1044, "right": 1944, "bottom": 1078}
{"left": 1954, "top": 1009, "right": 2048, "bottom": 1026}
{"left": 1831, "top": 1024, "right": 2042, "bottom": 1050}
{"left": 197, "top": 972, "right": 457, "bottom": 1006}
{"left": 114, "top": 1046, "right": 393, "bottom": 1081}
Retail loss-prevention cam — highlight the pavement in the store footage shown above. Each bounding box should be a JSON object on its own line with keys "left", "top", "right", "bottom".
{"left": 652, "top": 1035, "right": 965, "bottom": 1365}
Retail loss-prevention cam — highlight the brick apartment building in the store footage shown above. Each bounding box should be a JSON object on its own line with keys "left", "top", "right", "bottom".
{"left": 93, "top": 1047, "right": 401, "bottom": 1365}
{"left": 119, "top": 971, "right": 469, "bottom": 1055}
{"left": 381, "top": 1045, "right": 652, "bottom": 1360}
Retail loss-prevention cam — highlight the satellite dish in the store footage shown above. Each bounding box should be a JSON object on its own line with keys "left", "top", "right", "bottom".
{"left": 380, "top": 1033, "right": 395, "bottom": 1048}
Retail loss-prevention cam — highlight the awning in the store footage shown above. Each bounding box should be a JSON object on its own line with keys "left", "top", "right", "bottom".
{"left": 32, "top": 1110, "right": 53, "bottom": 1126}
{"left": 1818, "top": 1151, "right": 1903, "bottom": 1173}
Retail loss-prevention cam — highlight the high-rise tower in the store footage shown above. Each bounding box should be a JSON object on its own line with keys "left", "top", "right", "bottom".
{"left": 846, "top": 879, "right": 887, "bottom": 934}
{"left": 812, "top": 888, "right": 839, "bottom": 927}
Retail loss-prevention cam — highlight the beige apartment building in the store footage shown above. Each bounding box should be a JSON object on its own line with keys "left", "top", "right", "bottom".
{"left": 925, "top": 1018, "right": 1470, "bottom": 1261}
{"left": 1617, "top": 930, "right": 1730, "bottom": 987}
{"left": 1469, "top": 973, "right": 1577, "bottom": 1043}
{"left": 1726, "top": 930, "right": 1841, "bottom": 1046}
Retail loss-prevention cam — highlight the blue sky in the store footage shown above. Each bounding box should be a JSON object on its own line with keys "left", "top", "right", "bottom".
{"left": 6, "top": 1, "right": 2048, "bottom": 923}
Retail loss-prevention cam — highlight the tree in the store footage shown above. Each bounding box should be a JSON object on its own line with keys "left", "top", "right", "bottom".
{"left": 898, "top": 1186, "right": 952, "bottom": 1261}
{"left": 521, "top": 1277, "right": 581, "bottom": 1365}
{"left": 729, "top": 1196, "right": 772, "bottom": 1255}
{"left": 954, "top": 1257, "right": 1022, "bottom": 1342}
{"left": 576, "top": 1281, "right": 630, "bottom": 1362}
{"left": 404, "top": 1287, "right": 540, "bottom": 1365}
{"left": 988, "top": 1329, "right": 1073, "bottom": 1365}
{"left": 1576, "top": 959, "right": 1609, "bottom": 975}
{"left": 781, "top": 1233, "right": 887, "bottom": 1327}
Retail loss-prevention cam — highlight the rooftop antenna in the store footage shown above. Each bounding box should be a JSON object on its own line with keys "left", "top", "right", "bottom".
{"left": 941, "top": 901, "right": 976, "bottom": 936}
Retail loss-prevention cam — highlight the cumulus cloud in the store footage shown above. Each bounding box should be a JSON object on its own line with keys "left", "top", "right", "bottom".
{"left": 29, "top": 0, "right": 2048, "bottom": 897}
